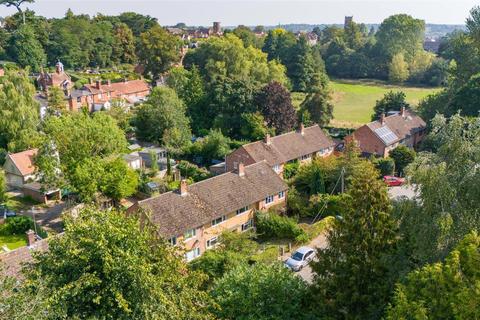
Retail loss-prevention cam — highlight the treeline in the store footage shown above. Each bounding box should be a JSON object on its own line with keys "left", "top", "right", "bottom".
{"left": 0, "top": 9, "right": 179, "bottom": 78}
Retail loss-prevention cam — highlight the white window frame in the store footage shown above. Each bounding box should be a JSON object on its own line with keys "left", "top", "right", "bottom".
{"left": 236, "top": 206, "right": 249, "bottom": 215}
{"left": 168, "top": 236, "right": 177, "bottom": 246}
{"left": 211, "top": 215, "right": 226, "bottom": 226}
{"left": 272, "top": 164, "right": 280, "bottom": 173}
{"left": 185, "top": 247, "right": 201, "bottom": 262}
{"left": 241, "top": 219, "right": 254, "bottom": 232}
{"left": 278, "top": 191, "right": 285, "bottom": 199}
{"left": 184, "top": 228, "right": 196, "bottom": 240}
{"left": 300, "top": 154, "right": 311, "bottom": 161}
{"left": 206, "top": 236, "right": 219, "bottom": 249}
{"left": 265, "top": 195, "right": 274, "bottom": 204}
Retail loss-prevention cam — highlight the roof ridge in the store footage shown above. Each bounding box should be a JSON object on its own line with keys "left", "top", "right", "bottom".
{"left": 239, "top": 124, "right": 320, "bottom": 148}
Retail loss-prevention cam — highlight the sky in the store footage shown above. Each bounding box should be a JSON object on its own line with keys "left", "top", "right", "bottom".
{"left": 0, "top": 0, "right": 475, "bottom": 26}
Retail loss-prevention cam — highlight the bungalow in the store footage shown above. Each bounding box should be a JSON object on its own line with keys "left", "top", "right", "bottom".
{"left": 67, "top": 79, "right": 150, "bottom": 112}
{"left": 3, "top": 149, "right": 38, "bottom": 188}
{"left": 127, "top": 161, "right": 288, "bottom": 261}
{"left": 349, "top": 107, "right": 427, "bottom": 158}
{"left": 225, "top": 124, "right": 335, "bottom": 177}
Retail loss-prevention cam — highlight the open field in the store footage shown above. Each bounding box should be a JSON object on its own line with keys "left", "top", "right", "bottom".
{"left": 292, "top": 79, "right": 440, "bottom": 128}
{"left": 330, "top": 79, "right": 440, "bottom": 128}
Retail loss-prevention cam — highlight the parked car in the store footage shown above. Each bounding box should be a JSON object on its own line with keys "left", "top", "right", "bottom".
{"left": 0, "top": 205, "right": 16, "bottom": 219}
{"left": 284, "top": 246, "right": 316, "bottom": 272}
{"left": 383, "top": 176, "right": 405, "bottom": 187}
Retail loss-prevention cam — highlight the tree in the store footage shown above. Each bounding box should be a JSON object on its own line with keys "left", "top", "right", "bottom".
{"left": 405, "top": 114, "right": 480, "bottom": 263}
{"left": 300, "top": 86, "right": 334, "bottom": 127}
{"left": 386, "top": 231, "right": 480, "bottom": 319}
{"left": 373, "top": 157, "right": 395, "bottom": 176}
{"left": 376, "top": 14, "right": 425, "bottom": 62}
{"left": 7, "top": 24, "right": 46, "bottom": 71}
{"left": 240, "top": 112, "right": 272, "bottom": 141}
{"left": 389, "top": 145, "right": 415, "bottom": 176}
{"left": 232, "top": 25, "right": 260, "bottom": 48}
{"left": 211, "top": 263, "right": 310, "bottom": 320}
{"left": 372, "top": 91, "right": 410, "bottom": 121}
{"left": 188, "top": 129, "right": 231, "bottom": 165}
{"left": 389, "top": 52, "right": 409, "bottom": 83}
{"left": 138, "top": 25, "right": 180, "bottom": 79}
{"left": 112, "top": 22, "right": 136, "bottom": 64}
{"left": 149, "top": 151, "right": 159, "bottom": 174}
{"left": 18, "top": 207, "right": 213, "bottom": 319}
{"left": 0, "top": 0, "right": 34, "bottom": 12}
{"left": 254, "top": 81, "right": 297, "bottom": 134}
{"left": 118, "top": 12, "right": 158, "bottom": 36}
{"left": 134, "top": 87, "right": 191, "bottom": 148}
{"left": 47, "top": 86, "right": 66, "bottom": 114}
{"left": 0, "top": 69, "right": 40, "bottom": 152}
{"left": 466, "top": 6, "right": 480, "bottom": 48}
{"left": 0, "top": 169, "right": 6, "bottom": 204}
{"left": 100, "top": 157, "right": 138, "bottom": 204}
{"left": 311, "top": 161, "right": 397, "bottom": 319}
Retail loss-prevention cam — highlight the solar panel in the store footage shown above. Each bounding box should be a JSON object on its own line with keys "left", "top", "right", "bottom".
{"left": 374, "top": 126, "right": 398, "bottom": 145}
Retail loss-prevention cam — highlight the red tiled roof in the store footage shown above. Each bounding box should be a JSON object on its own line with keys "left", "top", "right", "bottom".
{"left": 85, "top": 80, "right": 149, "bottom": 97}
{"left": 240, "top": 125, "right": 335, "bottom": 166}
{"left": 7, "top": 149, "right": 38, "bottom": 176}
{"left": 0, "top": 238, "right": 49, "bottom": 278}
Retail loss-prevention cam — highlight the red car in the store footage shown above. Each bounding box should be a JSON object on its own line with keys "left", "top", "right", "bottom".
{"left": 383, "top": 176, "right": 405, "bottom": 187}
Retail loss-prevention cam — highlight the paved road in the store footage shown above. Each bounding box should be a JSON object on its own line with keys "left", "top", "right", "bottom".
{"left": 388, "top": 184, "right": 418, "bottom": 201}
{"left": 21, "top": 202, "right": 66, "bottom": 234}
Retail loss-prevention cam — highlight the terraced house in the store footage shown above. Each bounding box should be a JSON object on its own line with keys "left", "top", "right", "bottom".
{"left": 128, "top": 162, "right": 288, "bottom": 261}
{"left": 225, "top": 124, "right": 335, "bottom": 177}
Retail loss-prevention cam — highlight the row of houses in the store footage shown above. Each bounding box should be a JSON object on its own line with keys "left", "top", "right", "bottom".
{"left": 37, "top": 61, "right": 151, "bottom": 113}
{"left": 1, "top": 110, "right": 427, "bottom": 272}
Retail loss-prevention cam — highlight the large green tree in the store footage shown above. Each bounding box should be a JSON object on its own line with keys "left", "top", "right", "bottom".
{"left": 16, "top": 207, "right": 213, "bottom": 319}
{"left": 0, "top": 69, "right": 40, "bottom": 152}
{"left": 7, "top": 24, "right": 46, "bottom": 71}
{"left": 311, "top": 161, "right": 398, "bottom": 319}
{"left": 300, "top": 84, "right": 334, "bottom": 127}
{"left": 0, "top": 0, "right": 34, "bottom": 12}
{"left": 372, "top": 91, "right": 410, "bottom": 121}
{"left": 134, "top": 87, "right": 191, "bottom": 148}
{"left": 386, "top": 231, "right": 480, "bottom": 319}
{"left": 211, "top": 263, "right": 310, "bottom": 320}
{"left": 389, "top": 145, "right": 415, "bottom": 176}
{"left": 138, "top": 25, "right": 180, "bottom": 79}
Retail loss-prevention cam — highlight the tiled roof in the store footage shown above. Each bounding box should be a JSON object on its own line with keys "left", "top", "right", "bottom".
{"left": 366, "top": 110, "right": 426, "bottom": 146}
{"left": 241, "top": 125, "right": 335, "bottom": 166}
{"left": 0, "top": 238, "right": 49, "bottom": 278}
{"left": 135, "top": 162, "right": 287, "bottom": 237}
{"left": 7, "top": 149, "right": 38, "bottom": 176}
{"left": 84, "top": 80, "right": 149, "bottom": 97}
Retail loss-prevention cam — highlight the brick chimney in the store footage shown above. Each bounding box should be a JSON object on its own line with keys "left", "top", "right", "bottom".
{"left": 264, "top": 134, "right": 271, "bottom": 145}
{"left": 400, "top": 106, "right": 406, "bottom": 118}
{"left": 180, "top": 179, "right": 188, "bottom": 196}
{"left": 237, "top": 162, "right": 245, "bottom": 177}
{"left": 107, "top": 80, "right": 111, "bottom": 86}
{"left": 26, "top": 229, "right": 36, "bottom": 247}
{"left": 96, "top": 80, "right": 101, "bottom": 90}
{"left": 298, "top": 123, "right": 305, "bottom": 135}
{"left": 380, "top": 113, "right": 385, "bottom": 125}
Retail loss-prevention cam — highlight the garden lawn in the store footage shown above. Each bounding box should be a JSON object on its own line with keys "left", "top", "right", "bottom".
{"left": 0, "top": 234, "right": 27, "bottom": 250}
{"left": 330, "top": 79, "right": 440, "bottom": 128}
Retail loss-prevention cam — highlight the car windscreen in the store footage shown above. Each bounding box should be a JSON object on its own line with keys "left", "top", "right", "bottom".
{"left": 292, "top": 252, "right": 304, "bottom": 261}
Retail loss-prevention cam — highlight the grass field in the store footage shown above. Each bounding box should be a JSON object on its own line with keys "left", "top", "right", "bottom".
{"left": 0, "top": 234, "right": 27, "bottom": 250}
{"left": 292, "top": 79, "right": 440, "bottom": 128}
{"left": 330, "top": 79, "right": 440, "bottom": 128}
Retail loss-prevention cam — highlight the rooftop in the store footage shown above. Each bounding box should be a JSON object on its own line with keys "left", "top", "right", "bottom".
{"left": 6, "top": 149, "right": 38, "bottom": 176}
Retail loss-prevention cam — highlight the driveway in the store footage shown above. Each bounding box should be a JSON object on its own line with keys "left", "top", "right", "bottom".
{"left": 282, "top": 233, "right": 328, "bottom": 283}
{"left": 388, "top": 184, "right": 418, "bottom": 201}
{"left": 21, "top": 202, "right": 66, "bottom": 234}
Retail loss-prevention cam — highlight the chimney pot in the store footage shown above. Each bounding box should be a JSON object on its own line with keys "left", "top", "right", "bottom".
{"left": 298, "top": 123, "right": 305, "bottom": 135}
{"left": 26, "top": 229, "right": 36, "bottom": 247}
{"left": 180, "top": 179, "right": 188, "bottom": 196}
{"left": 237, "top": 162, "right": 245, "bottom": 177}
{"left": 380, "top": 113, "right": 385, "bottom": 125}
{"left": 264, "top": 134, "right": 271, "bottom": 145}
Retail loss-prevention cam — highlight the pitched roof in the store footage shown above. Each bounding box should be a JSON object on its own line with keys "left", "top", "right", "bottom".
{"left": 240, "top": 125, "right": 335, "bottom": 166}
{"left": 7, "top": 149, "right": 38, "bottom": 176}
{"left": 366, "top": 110, "right": 426, "bottom": 146}
{"left": 136, "top": 161, "right": 287, "bottom": 237}
{"left": 0, "top": 238, "right": 49, "bottom": 278}
{"left": 84, "top": 80, "right": 149, "bottom": 97}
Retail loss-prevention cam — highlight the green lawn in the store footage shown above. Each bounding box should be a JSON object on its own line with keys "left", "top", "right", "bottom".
{"left": 292, "top": 80, "right": 440, "bottom": 128}
{"left": 330, "top": 79, "right": 440, "bottom": 128}
{"left": 0, "top": 234, "right": 27, "bottom": 250}
{"left": 4, "top": 194, "right": 43, "bottom": 212}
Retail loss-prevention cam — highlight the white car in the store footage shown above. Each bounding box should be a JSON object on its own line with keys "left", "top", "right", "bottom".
{"left": 284, "top": 246, "right": 316, "bottom": 272}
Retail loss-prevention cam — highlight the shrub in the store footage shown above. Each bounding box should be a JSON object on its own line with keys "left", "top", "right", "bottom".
{"left": 177, "top": 160, "right": 211, "bottom": 182}
{"left": 373, "top": 157, "right": 395, "bottom": 176}
{"left": 283, "top": 161, "right": 299, "bottom": 180}
{"left": 255, "top": 211, "right": 308, "bottom": 242}
{"left": 3, "top": 216, "right": 34, "bottom": 235}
